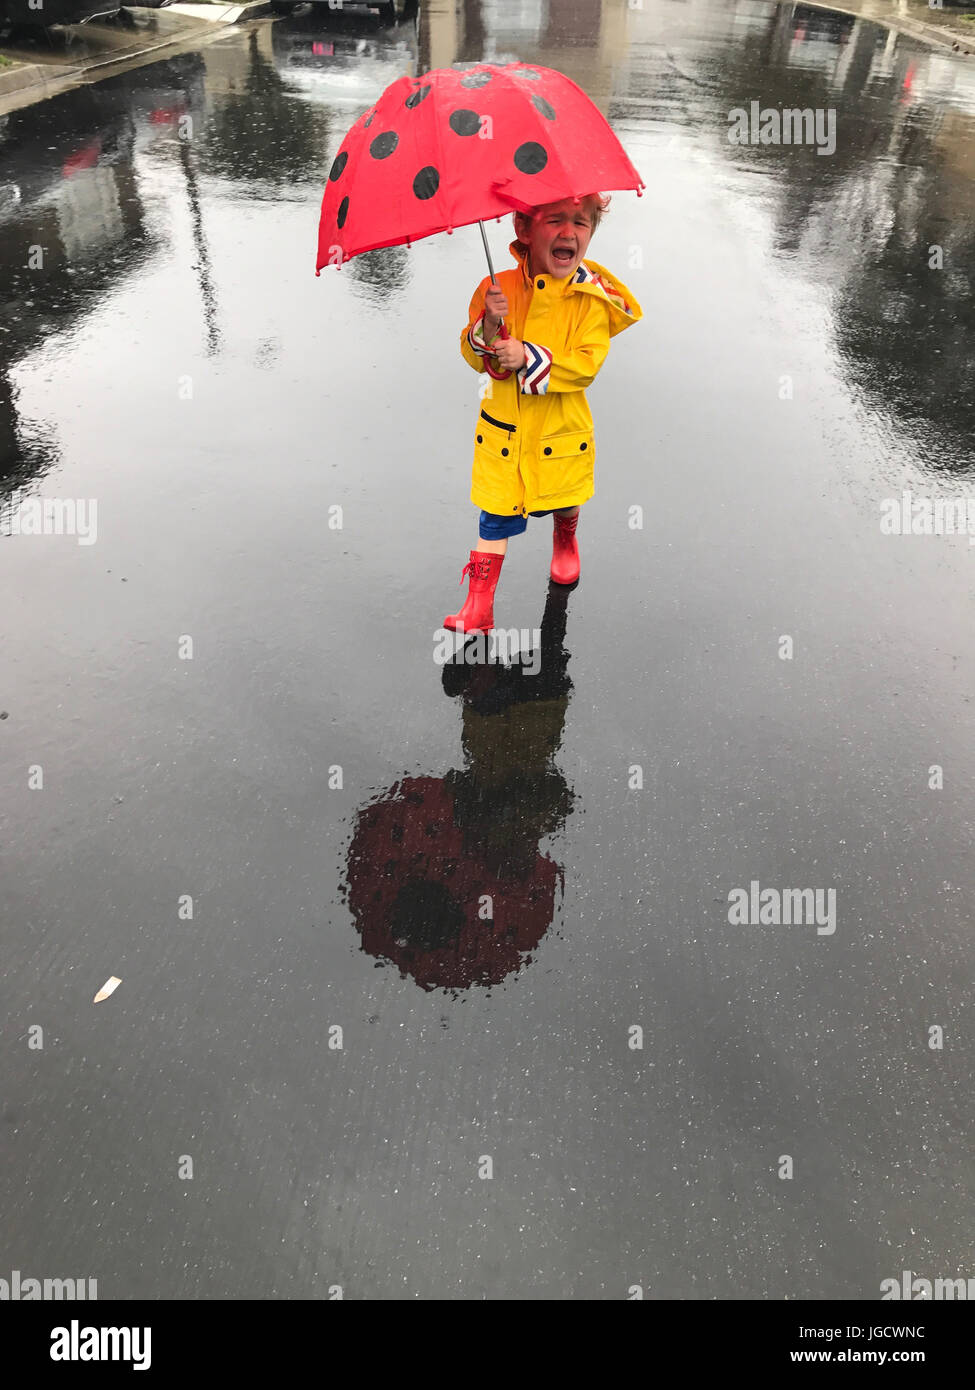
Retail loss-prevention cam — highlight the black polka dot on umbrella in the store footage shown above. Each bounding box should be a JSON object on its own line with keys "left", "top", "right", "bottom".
{"left": 532, "top": 95, "right": 556, "bottom": 121}
{"left": 329, "top": 150, "right": 348, "bottom": 181}
{"left": 512, "top": 68, "right": 541, "bottom": 80}
{"left": 405, "top": 84, "right": 431, "bottom": 108}
{"left": 460, "top": 71, "right": 492, "bottom": 88}
{"left": 514, "top": 141, "right": 548, "bottom": 174}
{"left": 449, "top": 109, "right": 481, "bottom": 137}
{"left": 413, "top": 166, "right": 439, "bottom": 199}
{"left": 337, "top": 196, "right": 349, "bottom": 229}
{"left": 369, "top": 131, "right": 398, "bottom": 159}
{"left": 364, "top": 111, "right": 376, "bottom": 128}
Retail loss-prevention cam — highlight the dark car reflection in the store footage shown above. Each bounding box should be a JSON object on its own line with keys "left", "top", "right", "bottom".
{"left": 343, "top": 584, "right": 578, "bottom": 994}
{"left": 0, "top": 54, "right": 207, "bottom": 490}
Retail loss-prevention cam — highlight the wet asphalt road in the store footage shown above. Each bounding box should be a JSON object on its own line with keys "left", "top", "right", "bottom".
{"left": 1, "top": 1, "right": 974, "bottom": 1300}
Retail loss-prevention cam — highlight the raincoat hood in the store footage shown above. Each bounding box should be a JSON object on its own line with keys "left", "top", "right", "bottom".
{"left": 508, "top": 240, "right": 641, "bottom": 338}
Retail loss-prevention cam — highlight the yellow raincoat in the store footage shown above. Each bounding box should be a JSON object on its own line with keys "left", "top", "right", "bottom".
{"left": 460, "top": 240, "right": 642, "bottom": 517}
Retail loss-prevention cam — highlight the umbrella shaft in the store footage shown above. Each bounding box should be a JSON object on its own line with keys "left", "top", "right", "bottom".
{"left": 477, "top": 219, "right": 509, "bottom": 351}
{"left": 478, "top": 220, "right": 498, "bottom": 284}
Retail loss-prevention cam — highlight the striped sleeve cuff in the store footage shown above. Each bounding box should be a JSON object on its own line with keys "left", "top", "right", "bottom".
{"left": 467, "top": 316, "right": 495, "bottom": 356}
{"left": 518, "top": 341, "right": 552, "bottom": 395}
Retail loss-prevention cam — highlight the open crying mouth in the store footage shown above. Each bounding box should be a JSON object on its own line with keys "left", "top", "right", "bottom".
{"left": 552, "top": 246, "right": 575, "bottom": 262}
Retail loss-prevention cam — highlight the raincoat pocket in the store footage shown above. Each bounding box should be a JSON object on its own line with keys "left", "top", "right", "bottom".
{"left": 472, "top": 410, "right": 520, "bottom": 510}
{"left": 536, "top": 429, "right": 595, "bottom": 501}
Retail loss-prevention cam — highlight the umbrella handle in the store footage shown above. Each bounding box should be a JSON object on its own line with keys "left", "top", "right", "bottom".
{"left": 484, "top": 320, "right": 513, "bottom": 381}
{"left": 478, "top": 226, "right": 515, "bottom": 380}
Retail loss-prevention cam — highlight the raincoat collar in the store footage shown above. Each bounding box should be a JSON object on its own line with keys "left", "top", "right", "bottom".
{"left": 510, "top": 239, "right": 537, "bottom": 287}
{"left": 507, "top": 240, "right": 641, "bottom": 337}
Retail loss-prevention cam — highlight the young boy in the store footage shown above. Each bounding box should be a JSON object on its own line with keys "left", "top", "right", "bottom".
{"left": 445, "top": 193, "right": 642, "bottom": 634}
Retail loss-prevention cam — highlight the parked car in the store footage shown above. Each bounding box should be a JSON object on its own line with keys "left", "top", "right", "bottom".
{"left": 1, "top": 0, "right": 121, "bottom": 27}
{"left": 270, "top": 0, "right": 412, "bottom": 21}
{"left": 270, "top": 16, "right": 415, "bottom": 101}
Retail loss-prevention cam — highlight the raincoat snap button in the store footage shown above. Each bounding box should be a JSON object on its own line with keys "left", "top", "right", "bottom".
{"left": 501, "top": 447, "right": 509, "bottom": 456}
{"left": 580, "top": 442, "right": 587, "bottom": 450}
{"left": 537, "top": 278, "right": 545, "bottom": 288}
{"left": 476, "top": 434, "right": 483, "bottom": 443}
{"left": 543, "top": 446, "right": 552, "bottom": 455}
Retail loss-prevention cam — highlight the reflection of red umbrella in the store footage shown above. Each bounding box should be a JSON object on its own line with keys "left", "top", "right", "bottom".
{"left": 63, "top": 138, "right": 102, "bottom": 177}
{"left": 344, "top": 776, "right": 559, "bottom": 992}
{"left": 149, "top": 105, "right": 188, "bottom": 125}
{"left": 316, "top": 62, "right": 643, "bottom": 364}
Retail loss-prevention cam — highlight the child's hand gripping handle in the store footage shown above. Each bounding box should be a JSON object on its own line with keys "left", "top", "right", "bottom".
{"left": 484, "top": 321, "right": 512, "bottom": 380}
{"left": 483, "top": 283, "right": 513, "bottom": 381}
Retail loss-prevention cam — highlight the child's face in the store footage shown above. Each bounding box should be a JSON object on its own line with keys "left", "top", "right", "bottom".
{"left": 523, "top": 200, "right": 595, "bottom": 280}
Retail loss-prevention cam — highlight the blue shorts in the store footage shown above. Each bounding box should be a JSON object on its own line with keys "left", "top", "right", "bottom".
{"left": 479, "top": 509, "right": 553, "bottom": 541}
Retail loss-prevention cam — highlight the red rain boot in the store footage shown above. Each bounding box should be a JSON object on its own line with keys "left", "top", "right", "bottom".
{"left": 550, "top": 511, "right": 580, "bottom": 585}
{"left": 444, "top": 550, "right": 505, "bottom": 634}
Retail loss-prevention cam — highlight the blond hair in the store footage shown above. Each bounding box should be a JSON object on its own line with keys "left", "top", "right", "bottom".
{"left": 512, "top": 193, "right": 611, "bottom": 256}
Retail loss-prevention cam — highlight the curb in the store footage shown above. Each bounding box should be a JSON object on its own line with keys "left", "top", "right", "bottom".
{"left": 0, "top": 63, "right": 44, "bottom": 96}
{"left": 166, "top": 2, "right": 272, "bottom": 22}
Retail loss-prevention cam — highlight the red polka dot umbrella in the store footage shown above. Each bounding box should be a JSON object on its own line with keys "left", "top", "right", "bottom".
{"left": 315, "top": 61, "right": 644, "bottom": 273}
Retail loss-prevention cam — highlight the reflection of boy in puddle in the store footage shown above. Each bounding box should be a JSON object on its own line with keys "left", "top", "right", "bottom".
{"left": 344, "top": 584, "right": 575, "bottom": 993}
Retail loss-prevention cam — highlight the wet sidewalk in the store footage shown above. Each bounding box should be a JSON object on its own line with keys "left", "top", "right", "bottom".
{"left": 0, "top": 4, "right": 269, "bottom": 112}
{"left": 1, "top": 0, "right": 973, "bottom": 1302}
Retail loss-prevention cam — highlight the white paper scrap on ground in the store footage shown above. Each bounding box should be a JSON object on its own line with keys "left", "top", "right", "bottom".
{"left": 93, "top": 976, "right": 122, "bottom": 1004}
